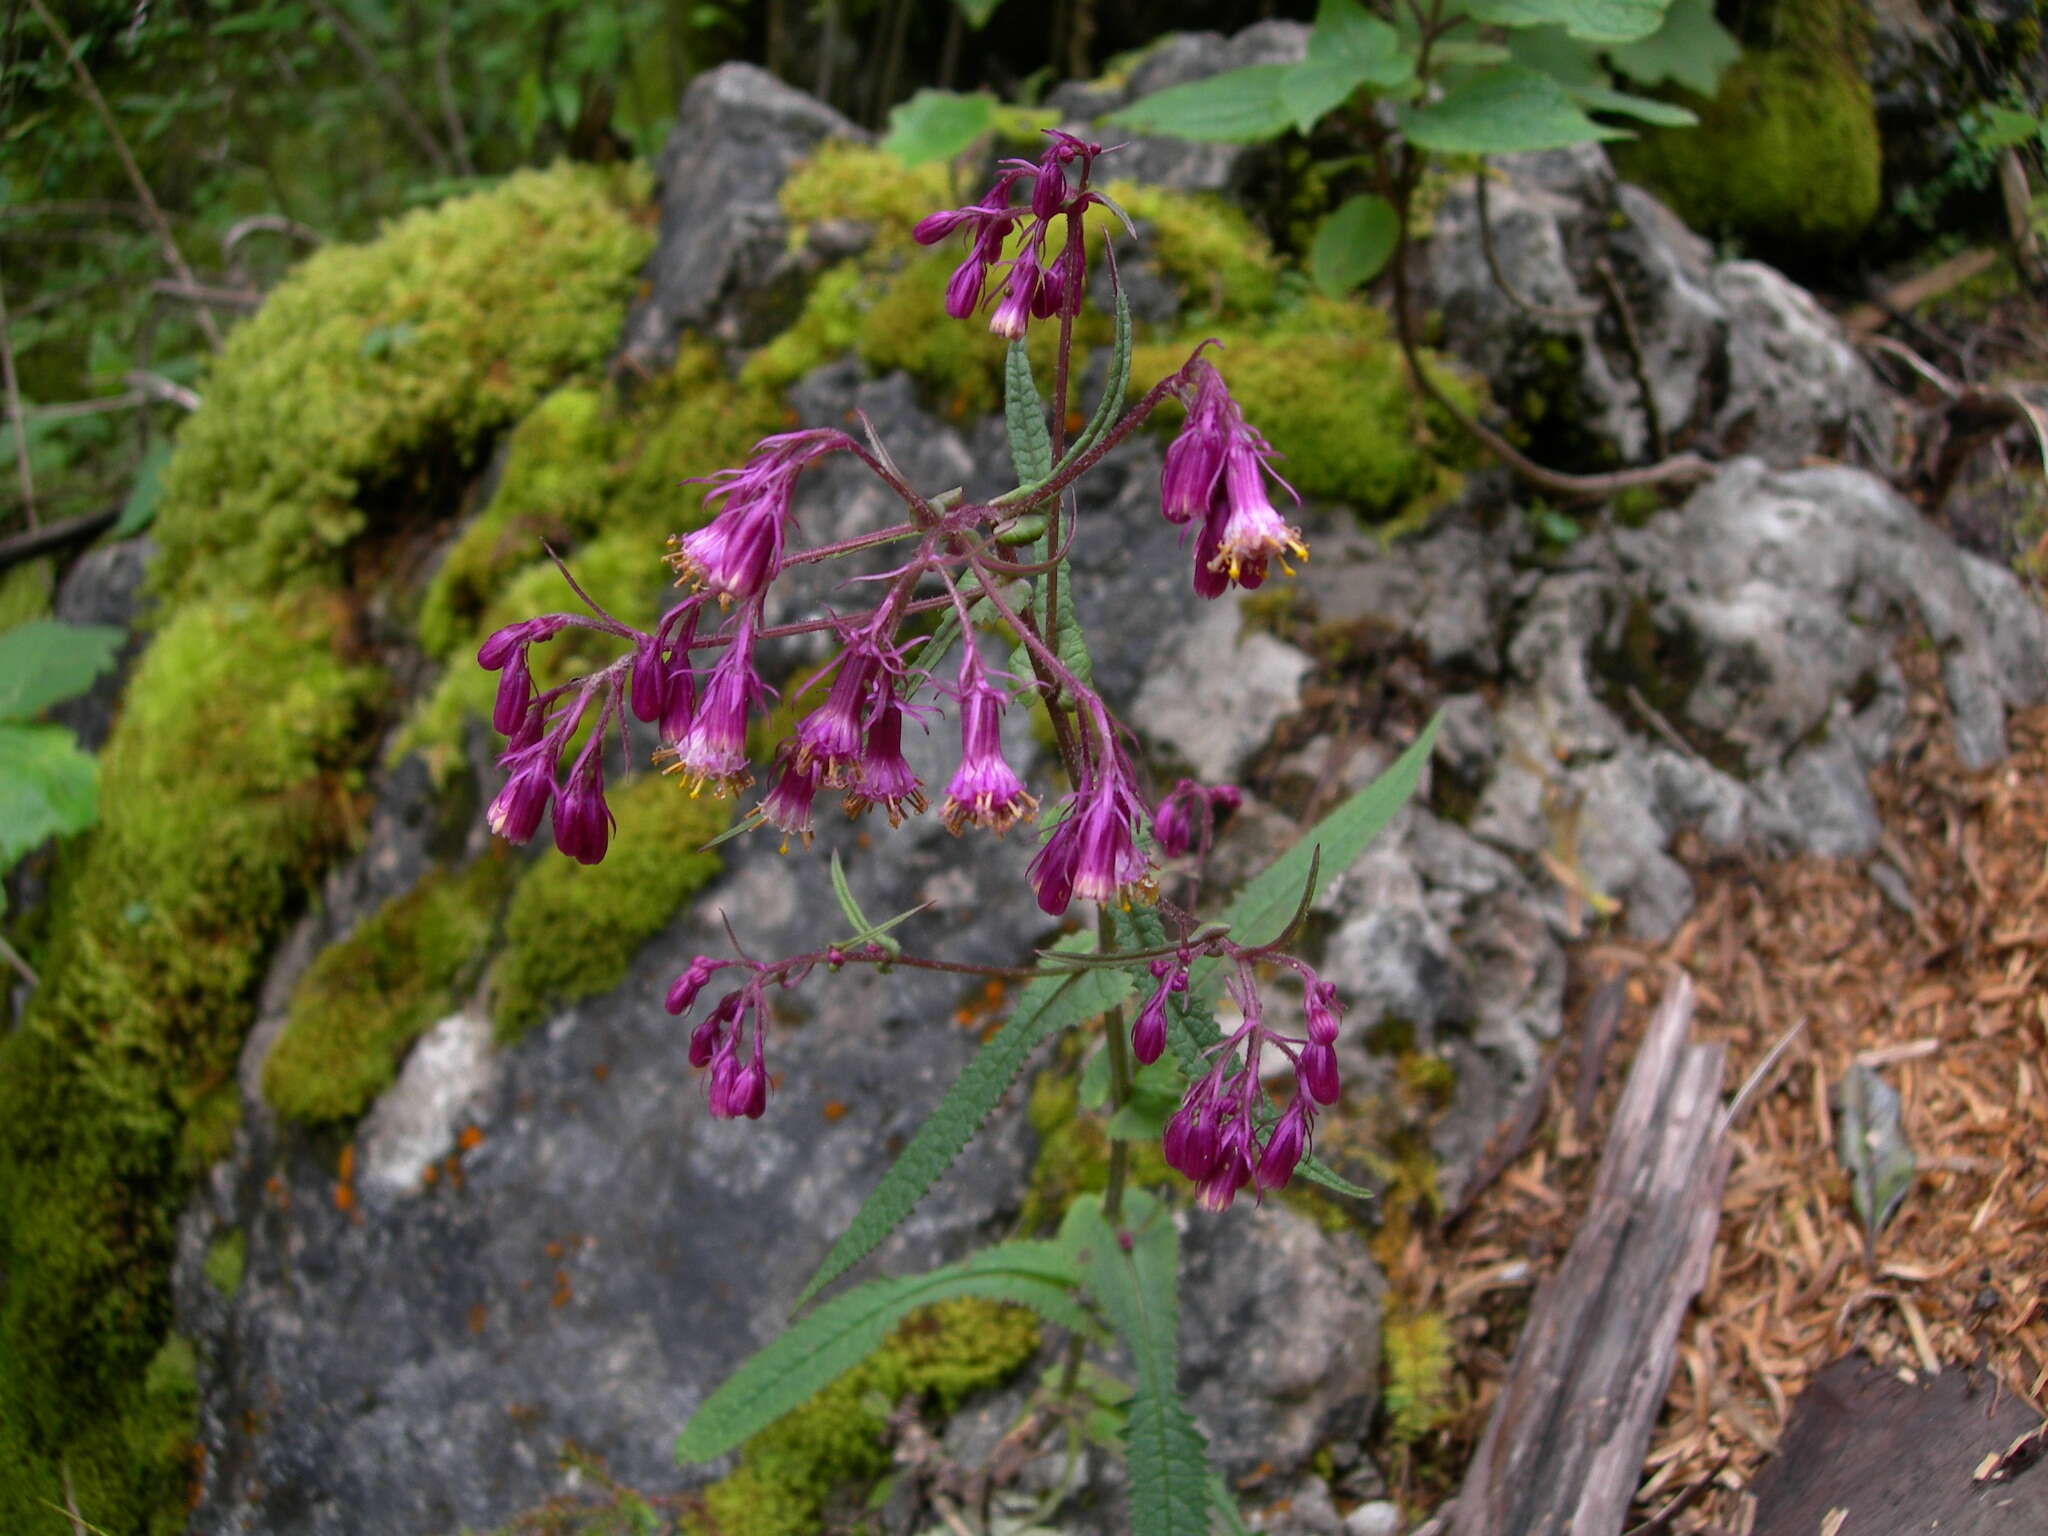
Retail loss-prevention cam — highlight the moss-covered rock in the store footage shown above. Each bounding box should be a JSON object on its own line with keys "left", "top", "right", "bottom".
{"left": 0, "top": 596, "right": 376, "bottom": 1533}
{"left": 1617, "top": 50, "right": 1881, "bottom": 251}
{"left": 1381, "top": 1306, "right": 1455, "bottom": 1445}
{"left": 490, "top": 772, "right": 730, "bottom": 1042}
{"left": 263, "top": 853, "right": 516, "bottom": 1123}
{"left": 153, "top": 164, "right": 654, "bottom": 604}
{"left": 691, "top": 1297, "right": 1040, "bottom": 1536}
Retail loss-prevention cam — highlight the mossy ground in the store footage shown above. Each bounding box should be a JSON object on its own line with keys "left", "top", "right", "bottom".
{"left": 0, "top": 164, "right": 662, "bottom": 1536}
{"left": 263, "top": 852, "right": 518, "bottom": 1123}
{"left": 490, "top": 772, "right": 731, "bottom": 1043}
{"left": 151, "top": 164, "right": 655, "bottom": 605}
{"left": 0, "top": 596, "right": 376, "bottom": 1533}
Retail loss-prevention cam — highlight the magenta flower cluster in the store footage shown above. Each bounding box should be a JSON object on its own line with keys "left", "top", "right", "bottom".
{"left": 474, "top": 131, "right": 1340, "bottom": 1174}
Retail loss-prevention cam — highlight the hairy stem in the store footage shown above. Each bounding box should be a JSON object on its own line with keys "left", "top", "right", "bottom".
{"left": 1097, "top": 905, "right": 1134, "bottom": 1224}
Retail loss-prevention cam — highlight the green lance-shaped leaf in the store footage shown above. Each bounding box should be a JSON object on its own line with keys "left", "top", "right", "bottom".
{"left": 1308, "top": 193, "right": 1400, "bottom": 298}
{"left": 1838, "top": 1062, "right": 1916, "bottom": 1247}
{"left": 1281, "top": 0, "right": 1415, "bottom": 134}
{"left": 111, "top": 440, "right": 172, "bottom": 539}
{"left": 1400, "top": 65, "right": 1629, "bottom": 156}
{"left": 0, "top": 618, "right": 125, "bottom": 721}
{"left": 1006, "top": 339, "right": 1054, "bottom": 488}
{"left": 1203, "top": 712, "right": 1441, "bottom": 967}
{"left": 1502, "top": 26, "right": 1700, "bottom": 126}
{"left": 0, "top": 722, "right": 100, "bottom": 869}
{"left": 678, "top": 1241, "right": 1095, "bottom": 1463}
{"left": 1467, "top": 0, "right": 1672, "bottom": 44}
{"left": 881, "top": 89, "right": 996, "bottom": 167}
{"left": 1062, "top": 1192, "right": 1213, "bottom": 1536}
{"left": 793, "top": 932, "right": 1137, "bottom": 1309}
{"left": 1606, "top": 0, "right": 1739, "bottom": 95}
{"left": 1107, "top": 64, "right": 1297, "bottom": 143}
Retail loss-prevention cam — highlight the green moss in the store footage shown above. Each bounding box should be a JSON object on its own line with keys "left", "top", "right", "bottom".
{"left": 154, "top": 163, "right": 655, "bottom": 604}
{"left": 1381, "top": 1308, "right": 1455, "bottom": 1445}
{"left": 399, "top": 345, "right": 782, "bottom": 776}
{"left": 1131, "top": 300, "right": 1477, "bottom": 517}
{"left": 1099, "top": 181, "right": 1281, "bottom": 322}
{"left": 1616, "top": 51, "right": 1880, "bottom": 249}
{"left": 203, "top": 1229, "right": 246, "bottom": 1299}
{"left": 1395, "top": 1050, "right": 1457, "bottom": 1110}
{"left": 490, "top": 773, "right": 730, "bottom": 1043}
{"left": 690, "top": 1297, "right": 1040, "bottom": 1536}
{"left": 0, "top": 595, "right": 377, "bottom": 1535}
{"left": 0, "top": 557, "right": 55, "bottom": 628}
{"left": 263, "top": 853, "right": 515, "bottom": 1123}
{"left": 778, "top": 142, "right": 950, "bottom": 255}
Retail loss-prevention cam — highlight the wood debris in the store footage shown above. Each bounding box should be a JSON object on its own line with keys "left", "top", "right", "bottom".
{"left": 1418, "top": 649, "right": 2048, "bottom": 1529}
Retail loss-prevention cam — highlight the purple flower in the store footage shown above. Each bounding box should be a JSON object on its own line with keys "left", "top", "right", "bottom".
{"left": 486, "top": 744, "right": 555, "bottom": 844}
{"left": 1161, "top": 362, "right": 1306, "bottom": 597}
{"left": 1132, "top": 984, "right": 1170, "bottom": 1066}
{"left": 793, "top": 651, "right": 878, "bottom": 786}
{"left": 1153, "top": 778, "right": 1243, "bottom": 859}
{"left": 940, "top": 653, "right": 1037, "bottom": 836}
{"left": 698, "top": 991, "right": 772, "bottom": 1120}
{"left": 988, "top": 250, "right": 1043, "bottom": 341}
{"left": 670, "top": 431, "right": 847, "bottom": 605}
{"left": 666, "top": 617, "right": 766, "bottom": 797}
{"left": 843, "top": 699, "right": 927, "bottom": 826}
{"left": 759, "top": 752, "right": 824, "bottom": 851}
{"left": 630, "top": 635, "right": 669, "bottom": 724}
{"left": 1029, "top": 719, "right": 1153, "bottom": 914}
{"left": 1255, "top": 1100, "right": 1311, "bottom": 1191}
{"left": 1301, "top": 1041, "right": 1341, "bottom": 1106}
{"left": 552, "top": 748, "right": 613, "bottom": 865}
{"left": 1304, "top": 978, "right": 1341, "bottom": 1047}
{"left": 479, "top": 616, "right": 567, "bottom": 737}
{"left": 666, "top": 955, "right": 724, "bottom": 1017}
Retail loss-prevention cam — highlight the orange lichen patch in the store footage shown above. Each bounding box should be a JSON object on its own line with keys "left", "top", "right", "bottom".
{"left": 822, "top": 1099, "right": 849, "bottom": 1122}
{"left": 545, "top": 1239, "right": 566, "bottom": 1259}
{"left": 467, "top": 1304, "right": 488, "bottom": 1335}
{"left": 420, "top": 1162, "right": 439, "bottom": 1188}
{"left": 457, "top": 1124, "right": 485, "bottom": 1153}
{"left": 336, "top": 1144, "right": 355, "bottom": 1182}
{"left": 592, "top": 1062, "right": 610, "bottom": 1082}
{"left": 551, "top": 1269, "right": 573, "bottom": 1308}
{"left": 332, "top": 1181, "right": 355, "bottom": 1216}
{"left": 1427, "top": 650, "right": 2048, "bottom": 1530}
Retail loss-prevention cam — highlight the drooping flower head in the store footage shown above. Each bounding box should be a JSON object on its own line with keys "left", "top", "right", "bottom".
{"left": 939, "top": 648, "right": 1038, "bottom": 837}
{"left": 758, "top": 749, "right": 824, "bottom": 852}
{"left": 842, "top": 697, "right": 927, "bottom": 827}
{"left": 553, "top": 741, "right": 615, "bottom": 866}
{"left": 478, "top": 615, "right": 569, "bottom": 737}
{"left": 1028, "top": 704, "right": 1154, "bottom": 915}
{"left": 664, "top": 612, "right": 768, "bottom": 797}
{"left": 1160, "top": 360, "right": 1307, "bottom": 597}
{"left": 915, "top": 130, "right": 1114, "bottom": 341}
{"left": 1152, "top": 777, "right": 1243, "bottom": 860}
{"left": 668, "top": 430, "right": 848, "bottom": 606}
{"left": 1157, "top": 963, "right": 1344, "bottom": 1209}
{"left": 688, "top": 984, "right": 772, "bottom": 1120}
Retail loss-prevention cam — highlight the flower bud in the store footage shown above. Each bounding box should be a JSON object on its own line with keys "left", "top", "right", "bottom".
{"left": 1255, "top": 1107, "right": 1308, "bottom": 1192}
{"left": 1301, "top": 1041, "right": 1341, "bottom": 1106}
{"left": 732, "top": 1059, "right": 769, "bottom": 1120}
{"left": 686, "top": 1016, "right": 721, "bottom": 1068}
{"left": 1132, "top": 988, "right": 1168, "bottom": 1066}
{"left": 492, "top": 646, "right": 533, "bottom": 736}
{"left": 631, "top": 636, "right": 668, "bottom": 723}
{"left": 486, "top": 759, "right": 553, "bottom": 844}
{"left": 666, "top": 956, "right": 721, "bottom": 1017}
{"left": 552, "top": 754, "right": 613, "bottom": 866}
{"left": 1304, "top": 979, "right": 1342, "bottom": 1047}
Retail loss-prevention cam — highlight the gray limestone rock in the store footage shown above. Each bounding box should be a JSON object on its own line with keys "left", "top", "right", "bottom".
{"left": 1414, "top": 147, "right": 1895, "bottom": 472}
{"left": 617, "top": 63, "right": 862, "bottom": 371}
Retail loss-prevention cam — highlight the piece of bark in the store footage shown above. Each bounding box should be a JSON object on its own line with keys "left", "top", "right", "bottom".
{"left": 1451, "top": 972, "right": 1729, "bottom": 1536}
{"left": 1747, "top": 1354, "right": 2048, "bottom": 1536}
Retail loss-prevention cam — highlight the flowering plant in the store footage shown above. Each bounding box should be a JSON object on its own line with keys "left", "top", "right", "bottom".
{"left": 478, "top": 129, "right": 1438, "bottom": 1531}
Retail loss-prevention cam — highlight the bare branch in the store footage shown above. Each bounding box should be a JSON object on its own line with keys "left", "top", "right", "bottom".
{"left": 0, "top": 250, "right": 37, "bottom": 526}
{"left": 152, "top": 278, "right": 265, "bottom": 312}
{"left": 22, "top": 0, "right": 224, "bottom": 350}
{"left": 124, "top": 370, "right": 202, "bottom": 412}
{"left": 221, "top": 213, "right": 324, "bottom": 266}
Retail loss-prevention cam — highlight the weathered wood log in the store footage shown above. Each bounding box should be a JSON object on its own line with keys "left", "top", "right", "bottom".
{"left": 1451, "top": 972, "right": 1729, "bottom": 1536}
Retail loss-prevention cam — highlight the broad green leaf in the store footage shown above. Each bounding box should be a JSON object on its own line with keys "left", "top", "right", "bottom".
{"left": 1607, "top": 0, "right": 1740, "bottom": 95}
{"left": 1062, "top": 1193, "right": 1212, "bottom": 1536}
{"left": 1974, "top": 103, "right": 2047, "bottom": 152}
{"left": 0, "top": 619, "right": 125, "bottom": 721}
{"left": 1308, "top": 193, "right": 1400, "bottom": 298}
{"left": 678, "top": 1242, "right": 1093, "bottom": 1462}
{"left": 1505, "top": 27, "right": 1700, "bottom": 125}
{"left": 111, "top": 440, "right": 172, "bottom": 539}
{"left": 0, "top": 722, "right": 99, "bottom": 868}
{"left": 793, "top": 932, "right": 1136, "bottom": 1308}
{"left": 1281, "top": 0, "right": 1413, "bottom": 133}
{"left": 1401, "top": 65, "right": 1628, "bottom": 155}
{"left": 1107, "top": 64, "right": 1296, "bottom": 144}
{"left": 1006, "top": 340, "right": 1053, "bottom": 487}
{"left": 1838, "top": 1062, "right": 1915, "bottom": 1244}
{"left": 952, "top": 0, "right": 1005, "bottom": 27}
{"left": 1467, "top": 0, "right": 1670, "bottom": 43}
{"left": 881, "top": 89, "right": 996, "bottom": 167}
